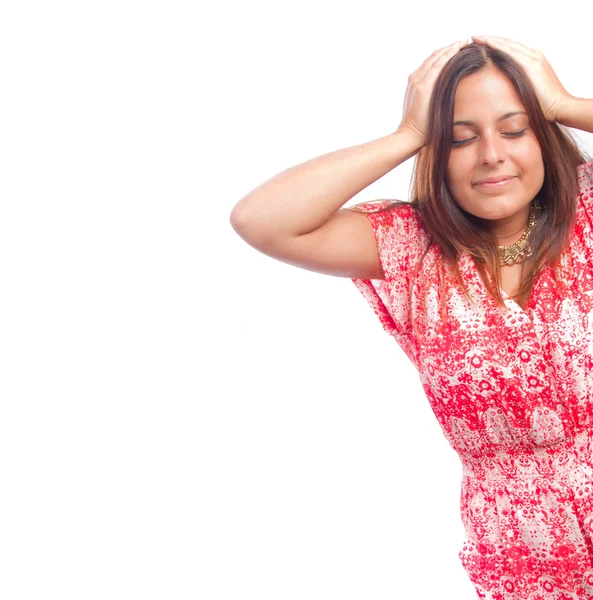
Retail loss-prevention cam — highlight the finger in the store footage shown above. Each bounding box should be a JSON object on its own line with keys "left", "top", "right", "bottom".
{"left": 471, "top": 36, "right": 530, "bottom": 64}
{"left": 418, "top": 40, "right": 467, "bottom": 75}
{"left": 422, "top": 40, "right": 468, "bottom": 65}
{"left": 427, "top": 40, "right": 468, "bottom": 69}
{"left": 472, "top": 35, "right": 539, "bottom": 59}
{"left": 492, "top": 37, "right": 538, "bottom": 58}
{"left": 490, "top": 36, "right": 537, "bottom": 53}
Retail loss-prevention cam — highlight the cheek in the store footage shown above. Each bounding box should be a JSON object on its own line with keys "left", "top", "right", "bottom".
{"left": 520, "top": 156, "right": 544, "bottom": 189}
{"left": 516, "top": 141, "right": 544, "bottom": 175}
{"left": 446, "top": 159, "right": 470, "bottom": 190}
{"left": 531, "top": 161, "right": 545, "bottom": 187}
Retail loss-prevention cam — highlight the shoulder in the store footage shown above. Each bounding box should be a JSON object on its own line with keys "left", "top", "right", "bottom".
{"left": 346, "top": 200, "right": 430, "bottom": 274}
{"left": 346, "top": 199, "right": 425, "bottom": 232}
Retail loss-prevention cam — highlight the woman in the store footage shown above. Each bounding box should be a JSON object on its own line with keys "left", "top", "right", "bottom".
{"left": 230, "top": 36, "right": 593, "bottom": 598}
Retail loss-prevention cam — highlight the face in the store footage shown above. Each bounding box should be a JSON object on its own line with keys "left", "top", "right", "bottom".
{"left": 445, "top": 67, "right": 545, "bottom": 236}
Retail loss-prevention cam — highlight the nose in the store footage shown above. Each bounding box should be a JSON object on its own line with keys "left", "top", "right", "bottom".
{"left": 478, "top": 132, "right": 506, "bottom": 164}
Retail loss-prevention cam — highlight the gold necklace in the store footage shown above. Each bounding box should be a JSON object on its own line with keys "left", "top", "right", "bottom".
{"left": 498, "top": 199, "right": 541, "bottom": 266}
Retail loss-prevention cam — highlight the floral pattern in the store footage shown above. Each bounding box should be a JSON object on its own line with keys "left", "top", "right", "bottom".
{"left": 350, "top": 161, "right": 593, "bottom": 599}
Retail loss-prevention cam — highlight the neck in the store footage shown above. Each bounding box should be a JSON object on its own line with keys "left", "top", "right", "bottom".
{"left": 488, "top": 203, "right": 532, "bottom": 246}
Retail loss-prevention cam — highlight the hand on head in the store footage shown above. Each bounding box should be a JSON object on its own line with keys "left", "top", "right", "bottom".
{"left": 396, "top": 39, "right": 470, "bottom": 148}
{"left": 397, "top": 36, "right": 572, "bottom": 151}
{"left": 470, "top": 36, "right": 570, "bottom": 122}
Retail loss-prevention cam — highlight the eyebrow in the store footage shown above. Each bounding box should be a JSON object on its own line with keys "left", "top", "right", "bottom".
{"left": 453, "top": 111, "right": 528, "bottom": 126}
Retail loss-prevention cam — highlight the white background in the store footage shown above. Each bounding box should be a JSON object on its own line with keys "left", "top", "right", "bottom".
{"left": 1, "top": 1, "right": 593, "bottom": 599}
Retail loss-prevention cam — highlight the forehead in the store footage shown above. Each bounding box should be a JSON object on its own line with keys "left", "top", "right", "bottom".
{"left": 453, "top": 68, "right": 526, "bottom": 118}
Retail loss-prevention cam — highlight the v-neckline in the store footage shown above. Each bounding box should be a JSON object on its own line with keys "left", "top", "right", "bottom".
{"left": 462, "top": 252, "right": 535, "bottom": 315}
{"left": 499, "top": 288, "right": 529, "bottom": 313}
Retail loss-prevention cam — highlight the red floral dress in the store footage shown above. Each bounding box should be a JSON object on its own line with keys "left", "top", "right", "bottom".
{"left": 350, "top": 160, "right": 593, "bottom": 599}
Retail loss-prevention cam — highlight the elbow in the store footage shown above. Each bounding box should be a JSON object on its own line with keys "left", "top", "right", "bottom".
{"left": 229, "top": 203, "right": 254, "bottom": 237}
{"left": 229, "top": 204, "right": 270, "bottom": 249}
{"left": 229, "top": 205, "right": 243, "bottom": 233}
{"left": 229, "top": 192, "right": 257, "bottom": 232}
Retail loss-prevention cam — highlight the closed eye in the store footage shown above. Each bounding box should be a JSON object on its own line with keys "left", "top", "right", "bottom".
{"left": 452, "top": 128, "right": 528, "bottom": 147}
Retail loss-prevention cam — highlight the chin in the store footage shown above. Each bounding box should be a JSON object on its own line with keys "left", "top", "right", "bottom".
{"left": 477, "top": 212, "right": 515, "bottom": 222}
{"left": 459, "top": 202, "right": 517, "bottom": 220}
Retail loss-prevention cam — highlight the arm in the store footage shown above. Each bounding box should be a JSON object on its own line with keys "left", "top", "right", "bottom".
{"left": 231, "top": 39, "right": 469, "bottom": 243}
{"left": 229, "top": 40, "right": 468, "bottom": 280}
{"left": 556, "top": 96, "right": 593, "bottom": 134}
{"left": 228, "top": 130, "right": 422, "bottom": 281}
{"left": 229, "top": 130, "right": 422, "bottom": 242}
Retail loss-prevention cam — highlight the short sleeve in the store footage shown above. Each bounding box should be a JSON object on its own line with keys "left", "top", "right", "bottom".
{"left": 347, "top": 199, "right": 428, "bottom": 367}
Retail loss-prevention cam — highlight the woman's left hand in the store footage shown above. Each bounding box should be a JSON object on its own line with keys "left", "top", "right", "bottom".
{"left": 471, "top": 36, "right": 572, "bottom": 122}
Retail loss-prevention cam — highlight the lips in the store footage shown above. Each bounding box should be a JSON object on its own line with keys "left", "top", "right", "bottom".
{"left": 474, "top": 175, "right": 516, "bottom": 185}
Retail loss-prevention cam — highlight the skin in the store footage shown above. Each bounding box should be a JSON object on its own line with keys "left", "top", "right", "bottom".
{"left": 445, "top": 66, "right": 545, "bottom": 247}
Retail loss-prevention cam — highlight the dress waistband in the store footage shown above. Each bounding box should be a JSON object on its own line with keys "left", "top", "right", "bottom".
{"left": 459, "top": 428, "right": 593, "bottom": 481}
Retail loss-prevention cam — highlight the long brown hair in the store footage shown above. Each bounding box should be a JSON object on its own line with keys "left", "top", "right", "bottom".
{"left": 389, "top": 44, "right": 590, "bottom": 310}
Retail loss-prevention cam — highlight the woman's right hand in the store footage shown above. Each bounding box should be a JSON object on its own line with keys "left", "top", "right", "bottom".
{"left": 396, "top": 39, "right": 470, "bottom": 148}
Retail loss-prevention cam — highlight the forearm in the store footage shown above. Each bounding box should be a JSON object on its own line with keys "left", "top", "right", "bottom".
{"left": 556, "top": 96, "right": 593, "bottom": 134}
{"left": 230, "top": 129, "right": 422, "bottom": 239}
